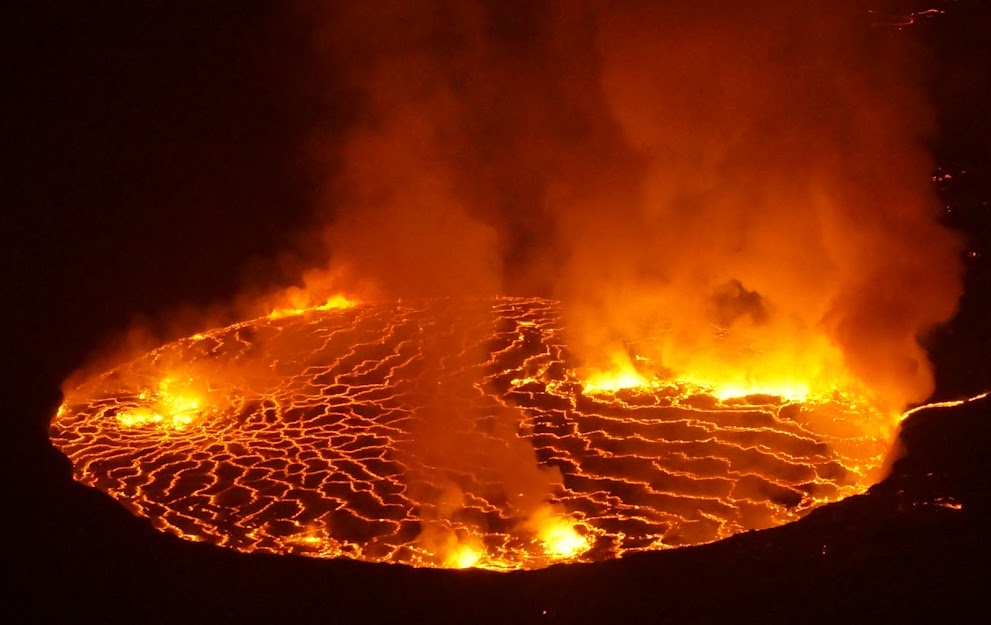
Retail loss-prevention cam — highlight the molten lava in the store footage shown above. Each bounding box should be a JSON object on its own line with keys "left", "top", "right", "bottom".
{"left": 51, "top": 297, "right": 897, "bottom": 570}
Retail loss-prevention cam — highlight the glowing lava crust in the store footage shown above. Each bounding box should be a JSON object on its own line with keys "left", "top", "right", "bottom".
{"left": 51, "top": 297, "right": 894, "bottom": 570}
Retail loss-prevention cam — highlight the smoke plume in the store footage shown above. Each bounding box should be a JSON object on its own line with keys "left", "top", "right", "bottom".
{"left": 298, "top": 0, "right": 961, "bottom": 412}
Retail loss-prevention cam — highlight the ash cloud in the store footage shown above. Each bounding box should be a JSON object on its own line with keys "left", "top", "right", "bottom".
{"left": 299, "top": 0, "right": 962, "bottom": 411}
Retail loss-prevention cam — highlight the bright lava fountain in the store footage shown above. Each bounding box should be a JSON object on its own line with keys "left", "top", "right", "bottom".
{"left": 51, "top": 297, "right": 894, "bottom": 570}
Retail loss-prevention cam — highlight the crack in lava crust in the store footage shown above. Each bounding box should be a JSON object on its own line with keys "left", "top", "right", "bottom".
{"left": 50, "top": 297, "right": 892, "bottom": 570}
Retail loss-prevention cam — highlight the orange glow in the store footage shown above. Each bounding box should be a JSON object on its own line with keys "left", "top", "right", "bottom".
{"left": 447, "top": 543, "right": 483, "bottom": 569}
{"left": 50, "top": 2, "right": 979, "bottom": 573}
{"left": 582, "top": 348, "right": 658, "bottom": 394}
{"left": 268, "top": 293, "right": 356, "bottom": 319}
{"left": 711, "top": 382, "right": 809, "bottom": 403}
{"left": 538, "top": 520, "right": 589, "bottom": 559}
{"left": 116, "top": 377, "right": 207, "bottom": 430}
{"left": 50, "top": 298, "right": 911, "bottom": 571}
{"left": 578, "top": 340, "right": 860, "bottom": 409}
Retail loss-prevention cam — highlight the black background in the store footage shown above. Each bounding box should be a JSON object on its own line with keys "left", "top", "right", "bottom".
{"left": 4, "top": 1, "right": 991, "bottom": 623}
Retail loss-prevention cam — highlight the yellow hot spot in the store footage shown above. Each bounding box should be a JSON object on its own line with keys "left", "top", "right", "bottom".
{"left": 449, "top": 544, "right": 482, "bottom": 569}
{"left": 268, "top": 294, "right": 357, "bottom": 319}
{"left": 318, "top": 294, "right": 357, "bottom": 310}
{"left": 158, "top": 378, "right": 201, "bottom": 409}
{"left": 711, "top": 381, "right": 810, "bottom": 402}
{"left": 584, "top": 370, "right": 652, "bottom": 394}
{"left": 583, "top": 348, "right": 657, "bottom": 394}
{"left": 116, "top": 407, "right": 164, "bottom": 428}
{"left": 294, "top": 528, "right": 325, "bottom": 545}
{"left": 510, "top": 376, "right": 540, "bottom": 388}
{"left": 117, "top": 377, "right": 207, "bottom": 430}
{"left": 156, "top": 378, "right": 204, "bottom": 425}
{"left": 539, "top": 518, "right": 589, "bottom": 559}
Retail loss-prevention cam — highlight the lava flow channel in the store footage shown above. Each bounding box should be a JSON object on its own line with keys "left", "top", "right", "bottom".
{"left": 51, "top": 297, "right": 894, "bottom": 570}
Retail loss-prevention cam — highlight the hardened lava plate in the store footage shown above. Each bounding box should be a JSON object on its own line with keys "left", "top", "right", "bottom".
{"left": 51, "top": 297, "right": 891, "bottom": 570}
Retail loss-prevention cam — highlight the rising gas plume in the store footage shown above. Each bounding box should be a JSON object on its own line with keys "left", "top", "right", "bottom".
{"left": 300, "top": 0, "right": 961, "bottom": 412}
{"left": 52, "top": 1, "right": 966, "bottom": 570}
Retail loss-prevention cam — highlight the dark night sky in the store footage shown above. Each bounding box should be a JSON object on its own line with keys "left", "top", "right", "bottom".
{"left": 4, "top": 1, "right": 991, "bottom": 623}
{"left": 5, "top": 2, "right": 323, "bottom": 379}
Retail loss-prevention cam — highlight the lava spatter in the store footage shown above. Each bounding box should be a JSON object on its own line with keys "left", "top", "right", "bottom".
{"left": 51, "top": 297, "right": 894, "bottom": 570}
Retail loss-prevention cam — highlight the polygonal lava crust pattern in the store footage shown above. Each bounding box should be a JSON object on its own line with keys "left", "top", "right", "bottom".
{"left": 50, "top": 297, "right": 888, "bottom": 569}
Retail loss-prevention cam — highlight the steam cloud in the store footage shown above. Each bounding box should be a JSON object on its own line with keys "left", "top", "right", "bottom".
{"left": 289, "top": 0, "right": 962, "bottom": 543}
{"left": 299, "top": 0, "right": 961, "bottom": 412}
{"left": 399, "top": 300, "right": 566, "bottom": 560}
